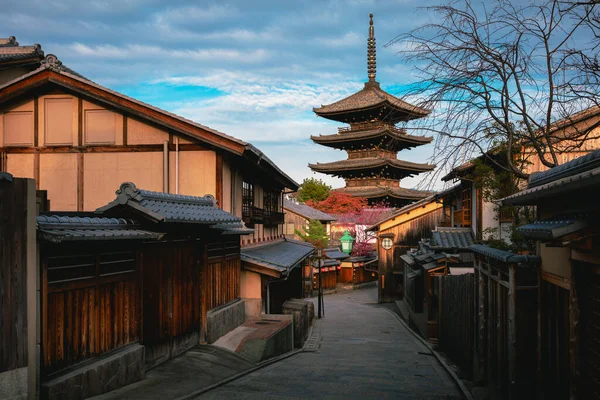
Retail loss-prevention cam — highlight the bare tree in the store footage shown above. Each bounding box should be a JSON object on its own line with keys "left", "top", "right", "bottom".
{"left": 389, "top": 0, "right": 600, "bottom": 180}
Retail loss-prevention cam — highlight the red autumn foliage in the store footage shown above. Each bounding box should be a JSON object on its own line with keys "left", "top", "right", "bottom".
{"left": 306, "top": 191, "right": 367, "bottom": 214}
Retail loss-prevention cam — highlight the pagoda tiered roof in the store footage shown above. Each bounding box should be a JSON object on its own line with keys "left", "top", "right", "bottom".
{"left": 311, "top": 124, "right": 432, "bottom": 151}
{"left": 335, "top": 186, "right": 433, "bottom": 204}
{"left": 308, "top": 157, "right": 434, "bottom": 179}
{"left": 313, "top": 81, "right": 430, "bottom": 124}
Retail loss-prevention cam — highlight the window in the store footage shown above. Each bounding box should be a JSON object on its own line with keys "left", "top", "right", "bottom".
{"left": 242, "top": 181, "right": 254, "bottom": 216}
{"left": 263, "top": 190, "right": 279, "bottom": 212}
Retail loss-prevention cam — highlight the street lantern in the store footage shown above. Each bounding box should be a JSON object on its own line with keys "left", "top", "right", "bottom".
{"left": 340, "top": 230, "right": 355, "bottom": 254}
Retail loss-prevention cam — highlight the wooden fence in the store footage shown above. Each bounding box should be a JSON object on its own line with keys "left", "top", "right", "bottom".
{"left": 0, "top": 178, "right": 28, "bottom": 373}
{"left": 436, "top": 273, "right": 475, "bottom": 376}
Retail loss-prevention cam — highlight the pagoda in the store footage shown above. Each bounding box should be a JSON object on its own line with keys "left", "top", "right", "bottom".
{"left": 309, "top": 14, "right": 434, "bottom": 207}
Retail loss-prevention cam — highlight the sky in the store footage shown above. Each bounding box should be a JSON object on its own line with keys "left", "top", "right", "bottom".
{"left": 1, "top": 0, "right": 443, "bottom": 189}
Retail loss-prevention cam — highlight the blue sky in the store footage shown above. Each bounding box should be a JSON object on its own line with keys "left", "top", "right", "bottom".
{"left": 2, "top": 0, "right": 442, "bottom": 189}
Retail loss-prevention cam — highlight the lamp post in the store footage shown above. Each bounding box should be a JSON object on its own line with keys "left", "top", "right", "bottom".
{"left": 317, "top": 248, "right": 323, "bottom": 319}
{"left": 340, "top": 230, "right": 355, "bottom": 255}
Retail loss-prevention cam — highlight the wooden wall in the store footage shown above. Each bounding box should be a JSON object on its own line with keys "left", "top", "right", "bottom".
{"left": 42, "top": 244, "right": 140, "bottom": 375}
{"left": 203, "top": 240, "right": 241, "bottom": 316}
{"left": 0, "top": 178, "right": 28, "bottom": 373}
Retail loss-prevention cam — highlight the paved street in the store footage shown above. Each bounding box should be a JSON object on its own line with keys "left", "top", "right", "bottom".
{"left": 198, "top": 287, "right": 463, "bottom": 400}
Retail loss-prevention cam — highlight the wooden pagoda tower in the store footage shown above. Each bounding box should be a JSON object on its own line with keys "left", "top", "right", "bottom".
{"left": 309, "top": 14, "right": 434, "bottom": 207}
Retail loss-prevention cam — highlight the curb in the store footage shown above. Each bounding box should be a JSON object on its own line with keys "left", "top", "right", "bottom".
{"left": 178, "top": 322, "right": 317, "bottom": 400}
{"left": 380, "top": 306, "right": 474, "bottom": 400}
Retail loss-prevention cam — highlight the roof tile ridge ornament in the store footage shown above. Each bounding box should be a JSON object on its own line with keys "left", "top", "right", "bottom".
{"left": 41, "top": 54, "right": 63, "bottom": 72}
{"left": 115, "top": 182, "right": 143, "bottom": 204}
{"left": 8, "top": 36, "right": 18, "bottom": 46}
{"left": 367, "top": 13, "right": 377, "bottom": 83}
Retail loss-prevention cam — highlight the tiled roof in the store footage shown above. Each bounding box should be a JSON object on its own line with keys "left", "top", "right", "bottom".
{"left": 336, "top": 186, "right": 432, "bottom": 201}
{"left": 324, "top": 248, "right": 350, "bottom": 260}
{"left": 283, "top": 200, "right": 336, "bottom": 222}
{"left": 516, "top": 218, "right": 589, "bottom": 240}
{"left": 311, "top": 126, "right": 432, "bottom": 149}
{"left": 528, "top": 148, "right": 600, "bottom": 188}
{"left": 430, "top": 228, "right": 475, "bottom": 249}
{"left": 0, "top": 37, "right": 18, "bottom": 46}
{"left": 400, "top": 254, "right": 416, "bottom": 265}
{"left": 98, "top": 182, "right": 251, "bottom": 233}
{"left": 309, "top": 157, "right": 435, "bottom": 174}
{"left": 470, "top": 244, "right": 540, "bottom": 264}
{"left": 37, "top": 215, "right": 163, "bottom": 243}
{"left": 502, "top": 163, "right": 600, "bottom": 205}
{"left": 241, "top": 239, "right": 315, "bottom": 276}
{"left": 314, "top": 81, "right": 430, "bottom": 121}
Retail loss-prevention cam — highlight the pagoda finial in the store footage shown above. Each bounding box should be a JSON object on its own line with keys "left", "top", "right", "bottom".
{"left": 367, "top": 13, "right": 377, "bottom": 82}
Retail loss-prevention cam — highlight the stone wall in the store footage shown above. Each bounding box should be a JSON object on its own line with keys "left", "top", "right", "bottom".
{"left": 42, "top": 344, "right": 145, "bottom": 400}
{"left": 206, "top": 299, "right": 246, "bottom": 344}
{"left": 0, "top": 367, "right": 27, "bottom": 400}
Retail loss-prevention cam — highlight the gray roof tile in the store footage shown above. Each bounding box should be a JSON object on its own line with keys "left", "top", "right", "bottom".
{"left": 516, "top": 218, "right": 589, "bottom": 240}
{"left": 284, "top": 200, "right": 336, "bottom": 222}
{"left": 241, "top": 239, "right": 314, "bottom": 275}
{"left": 98, "top": 183, "right": 246, "bottom": 228}
{"left": 37, "top": 215, "right": 163, "bottom": 243}
{"left": 430, "top": 228, "right": 475, "bottom": 249}
{"left": 470, "top": 244, "right": 540, "bottom": 264}
{"left": 528, "top": 148, "right": 600, "bottom": 188}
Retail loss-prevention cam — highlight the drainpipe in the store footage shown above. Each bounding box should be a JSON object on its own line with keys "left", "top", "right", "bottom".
{"left": 163, "top": 140, "right": 169, "bottom": 193}
{"left": 175, "top": 137, "right": 179, "bottom": 194}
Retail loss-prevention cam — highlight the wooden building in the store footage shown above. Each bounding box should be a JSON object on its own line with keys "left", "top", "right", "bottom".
{"left": 367, "top": 185, "right": 461, "bottom": 302}
{"left": 283, "top": 199, "right": 336, "bottom": 241}
{"left": 37, "top": 182, "right": 253, "bottom": 399}
{"left": 0, "top": 38, "right": 303, "bottom": 331}
{"left": 308, "top": 15, "right": 434, "bottom": 207}
{"left": 502, "top": 149, "right": 600, "bottom": 399}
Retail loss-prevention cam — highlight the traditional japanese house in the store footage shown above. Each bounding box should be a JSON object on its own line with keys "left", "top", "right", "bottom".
{"left": 502, "top": 148, "right": 600, "bottom": 399}
{"left": 240, "top": 239, "right": 314, "bottom": 315}
{"left": 0, "top": 36, "right": 45, "bottom": 85}
{"left": 308, "top": 248, "right": 350, "bottom": 294}
{"left": 0, "top": 38, "right": 309, "bottom": 327}
{"left": 366, "top": 184, "right": 461, "bottom": 302}
{"left": 308, "top": 14, "right": 434, "bottom": 207}
{"left": 283, "top": 198, "right": 336, "bottom": 241}
{"left": 38, "top": 182, "right": 253, "bottom": 399}
{"left": 338, "top": 255, "right": 378, "bottom": 286}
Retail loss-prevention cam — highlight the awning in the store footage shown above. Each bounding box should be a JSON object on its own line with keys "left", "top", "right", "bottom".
{"left": 241, "top": 239, "right": 315, "bottom": 278}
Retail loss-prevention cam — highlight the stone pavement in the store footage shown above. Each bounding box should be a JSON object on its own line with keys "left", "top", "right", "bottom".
{"left": 198, "top": 287, "right": 463, "bottom": 400}
{"left": 91, "top": 346, "right": 254, "bottom": 400}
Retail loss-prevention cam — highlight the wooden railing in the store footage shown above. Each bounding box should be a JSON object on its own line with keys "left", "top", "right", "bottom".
{"left": 242, "top": 205, "right": 264, "bottom": 224}
{"left": 338, "top": 122, "right": 406, "bottom": 134}
{"left": 264, "top": 210, "right": 284, "bottom": 225}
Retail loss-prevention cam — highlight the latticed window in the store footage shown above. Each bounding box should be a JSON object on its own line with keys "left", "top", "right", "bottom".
{"left": 263, "top": 191, "right": 279, "bottom": 212}
{"left": 242, "top": 181, "right": 254, "bottom": 214}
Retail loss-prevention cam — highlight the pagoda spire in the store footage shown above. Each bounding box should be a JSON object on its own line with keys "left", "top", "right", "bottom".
{"left": 367, "top": 13, "right": 376, "bottom": 82}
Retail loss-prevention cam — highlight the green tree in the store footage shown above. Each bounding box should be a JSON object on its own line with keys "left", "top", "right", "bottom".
{"left": 297, "top": 178, "right": 331, "bottom": 203}
{"left": 295, "top": 219, "right": 329, "bottom": 250}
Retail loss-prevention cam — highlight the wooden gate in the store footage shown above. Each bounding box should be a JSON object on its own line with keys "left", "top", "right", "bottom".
{"left": 142, "top": 241, "right": 200, "bottom": 368}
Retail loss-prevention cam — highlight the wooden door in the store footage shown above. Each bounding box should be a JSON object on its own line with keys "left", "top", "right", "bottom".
{"left": 141, "top": 242, "right": 200, "bottom": 366}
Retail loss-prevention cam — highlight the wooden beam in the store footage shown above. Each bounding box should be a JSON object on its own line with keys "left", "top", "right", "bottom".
{"left": 77, "top": 98, "right": 83, "bottom": 146}
{"left": 33, "top": 96, "right": 39, "bottom": 147}
{"left": 541, "top": 271, "right": 570, "bottom": 290}
{"left": 33, "top": 153, "right": 40, "bottom": 190}
{"left": 0, "top": 143, "right": 209, "bottom": 154}
{"left": 122, "top": 116, "right": 128, "bottom": 146}
{"left": 77, "top": 153, "right": 84, "bottom": 211}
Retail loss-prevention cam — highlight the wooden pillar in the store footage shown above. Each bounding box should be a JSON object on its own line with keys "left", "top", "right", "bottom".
{"left": 508, "top": 264, "right": 517, "bottom": 400}
{"left": 476, "top": 265, "right": 487, "bottom": 384}
{"left": 569, "top": 263, "right": 580, "bottom": 399}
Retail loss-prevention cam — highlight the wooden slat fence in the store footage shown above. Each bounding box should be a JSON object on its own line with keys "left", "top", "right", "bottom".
{"left": 0, "top": 178, "right": 28, "bottom": 373}
{"left": 437, "top": 273, "right": 475, "bottom": 376}
{"left": 42, "top": 246, "right": 140, "bottom": 375}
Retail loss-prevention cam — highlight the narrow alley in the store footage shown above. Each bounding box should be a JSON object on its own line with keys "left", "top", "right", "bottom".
{"left": 199, "top": 287, "right": 463, "bottom": 400}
